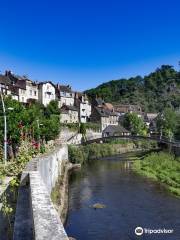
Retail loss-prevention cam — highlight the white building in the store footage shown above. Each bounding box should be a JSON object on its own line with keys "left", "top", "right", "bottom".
{"left": 18, "top": 79, "right": 38, "bottom": 103}
{"left": 75, "top": 93, "right": 91, "bottom": 123}
{"left": 25, "top": 80, "right": 38, "bottom": 102}
{"left": 38, "top": 82, "right": 56, "bottom": 106}
{"left": 57, "top": 84, "right": 75, "bottom": 108}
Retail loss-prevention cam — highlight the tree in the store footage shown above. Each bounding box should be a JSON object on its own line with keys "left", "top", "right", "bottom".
{"left": 123, "top": 113, "right": 147, "bottom": 136}
{"left": 0, "top": 97, "right": 61, "bottom": 159}
{"left": 85, "top": 64, "right": 180, "bottom": 112}
{"left": 40, "top": 115, "right": 60, "bottom": 142}
{"left": 79, "top": 123, "right": 87, "bottom": 141}
{"left": 44, "top": 100, "right": 60, "bottom": 118}
{"left": 40, "top": 100, "right": 60, "bottom": 142}
{"left": 156, "top": 108, "right": 178, "bottom": 140}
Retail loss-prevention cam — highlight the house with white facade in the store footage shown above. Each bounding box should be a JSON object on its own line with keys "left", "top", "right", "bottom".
{"left": 56, "top": 84, "right": 75, "bottom": 108}
{"left": 25, "top": 79, "right": 38, "bottom": 102}
{"left": 75, "top": 93, "right": 91, "bottom": 123}
{"left": 17, "top": 79, "right": 39, "bottom": 103}
{"left": 38, "top": 81, "right": 56, "bottom": 106}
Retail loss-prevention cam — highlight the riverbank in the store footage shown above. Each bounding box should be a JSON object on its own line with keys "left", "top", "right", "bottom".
{"left": 133, "top": 152, "right": 180, "bottom": 197}
{"left": 68, "top": 139, "right": 158, "bottom": 164}
{"left": 51, "top": 162, "right": 81, "bottom": 224}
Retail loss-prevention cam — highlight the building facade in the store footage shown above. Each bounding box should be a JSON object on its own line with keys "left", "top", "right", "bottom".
{"left": 57, "top": 84, "right": 75, "bottom": 108}
{"left": 75, "top": 93, "right": 91, "bottom": 123}
{"left": 91, "top": 107, "right": 119, "bottom": 131}
{"left": 60, "top": 105, "right": 79, "bottom": 123}
{"left": 38, "top": 82, "right": 56, "bottom": 106}
{"left": 114, "top": 104, "right": 142, "bottom": 115}
{"left": 25, "top": 80, "right": 38, "bottom": 102}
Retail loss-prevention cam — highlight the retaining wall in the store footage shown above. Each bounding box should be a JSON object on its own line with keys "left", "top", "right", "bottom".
{"left": 13, "top": 145, "right": 69, "bottom": 240}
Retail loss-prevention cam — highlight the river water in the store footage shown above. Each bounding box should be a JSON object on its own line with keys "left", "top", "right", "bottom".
{"left": 65, "top": 153, "right": 180, "bottom": 240}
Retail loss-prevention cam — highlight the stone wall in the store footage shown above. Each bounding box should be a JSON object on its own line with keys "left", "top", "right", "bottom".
{"left": 13, "top": 146, "right": 69, "bottom": 240}
{"left": 86, "top": 129, "right": 102, "bottom": 141}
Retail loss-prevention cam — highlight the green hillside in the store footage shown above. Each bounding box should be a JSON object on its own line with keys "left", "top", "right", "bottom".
{"left": 85, "top": 65, "right": 180, "bottom": 112}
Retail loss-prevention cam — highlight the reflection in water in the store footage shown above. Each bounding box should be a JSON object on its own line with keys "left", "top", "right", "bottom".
{"left": 65, "top": 153, "right": 180, "bottom": 240}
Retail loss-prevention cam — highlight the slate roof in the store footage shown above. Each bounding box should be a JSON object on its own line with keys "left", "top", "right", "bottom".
{"left": 61, "top": 105, "right": 78, "bottom": 112}
{"left": 95, "top": 98, "right": 104, "bottom": 106}
{"left": 103, "top": 125, "right": 129, "bottom": 134}
{"left": 38, "top": 81, "right": 56, "bottom": 88}
{"left": 59, "top": 85, "right": 72, "bottom": 93}
{"left": 0, "top": 75, "right": 11, "bottom": 85}
{"left": 114, "top": 104, "right": 142, "bottom": 113}
{"left": 95, "top": 107, "right": 118, "bottom": 117}
{"left": 0, "top": 74, "right": 26, "bottom": 90}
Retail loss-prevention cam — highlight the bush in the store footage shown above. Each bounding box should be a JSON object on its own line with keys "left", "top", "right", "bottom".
{"left": 68, "top": 145, "right": 86, "bottom": 164}
{"left": 133, "top": 140, "right": 158, "bottom": 149}
{"left": 69, "top": 143, "right": 118, "bottom": 164}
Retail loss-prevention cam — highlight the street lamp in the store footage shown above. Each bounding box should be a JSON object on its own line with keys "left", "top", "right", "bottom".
{"left": 0, "top": 92, "right": 14, "bottom": 165}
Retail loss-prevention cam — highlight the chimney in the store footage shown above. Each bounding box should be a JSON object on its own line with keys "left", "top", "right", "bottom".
{"left": 75, "top": 92, "right": 79, "bottom": 99}
{"left": 57, "top": 83, "right": 61, "bottom": 90}
{"left": 5, "top": 70, "right": 12, "bottom": 76}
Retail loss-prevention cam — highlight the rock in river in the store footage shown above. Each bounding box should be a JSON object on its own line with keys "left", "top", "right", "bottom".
{"left": 91, "top": 203, "right": 106, "bottom": 209}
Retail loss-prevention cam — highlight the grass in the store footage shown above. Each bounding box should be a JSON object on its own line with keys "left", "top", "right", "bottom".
{"left": 133, "top": 152, "right": 180, "bottom": 197}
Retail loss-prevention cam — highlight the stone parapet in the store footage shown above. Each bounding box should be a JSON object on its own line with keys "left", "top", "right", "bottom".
{"left": 13, "top": 146, "right": 69, "bottom": 240}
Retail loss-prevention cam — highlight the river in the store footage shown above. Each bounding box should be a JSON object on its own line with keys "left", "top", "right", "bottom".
{"left": 65, "top": 153, "right": 180, "bottom": 240}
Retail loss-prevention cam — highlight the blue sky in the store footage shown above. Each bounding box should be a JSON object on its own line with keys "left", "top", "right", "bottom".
{"left": 0, "top": 0, "right": 180, "bottom": 91}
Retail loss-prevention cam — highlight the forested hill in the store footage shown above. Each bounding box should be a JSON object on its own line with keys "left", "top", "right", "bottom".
{"left": 85, "top": 65, "right": 180, "bottom": 112}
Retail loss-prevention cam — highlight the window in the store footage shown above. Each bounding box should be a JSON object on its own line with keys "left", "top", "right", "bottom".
{"left": 30, "top": 90, "right": 32, "bottom": 96}
{"left": 34, "top": 91, "right": 37, "bottom": 96}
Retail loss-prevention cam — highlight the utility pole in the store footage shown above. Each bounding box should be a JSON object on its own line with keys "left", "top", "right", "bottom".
{"left": 0, "top": 91, "right": 14, "bottom": 165}
{"left": 0, "top": 92, "right": 7, "bottom": 164}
